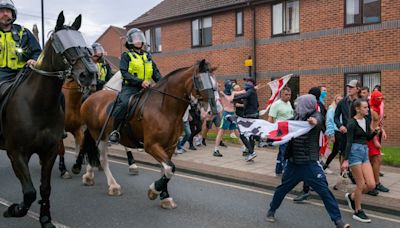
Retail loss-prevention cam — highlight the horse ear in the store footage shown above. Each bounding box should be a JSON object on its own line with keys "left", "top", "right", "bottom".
{"left": 55, "top": 11, "right": 65, "bottom": 31}
{"left": 71, "top": 14, "right": 82, "bottom": 31}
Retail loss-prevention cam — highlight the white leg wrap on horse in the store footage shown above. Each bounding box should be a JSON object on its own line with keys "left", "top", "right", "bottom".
{"left": 149, "top": 182, "right": 161, "bottom": 194}
{"left": 161, "top": 162, "right": 174, "bottom": 179}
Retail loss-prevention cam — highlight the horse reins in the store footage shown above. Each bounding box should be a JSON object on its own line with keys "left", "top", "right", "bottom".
{"left": 147, "top": 87, "right": 191, "bottom": 104}
{"left": 29, "top": 64, "right": 72, "bottom": 80}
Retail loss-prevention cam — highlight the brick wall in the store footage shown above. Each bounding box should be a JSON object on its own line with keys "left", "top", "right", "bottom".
{"left": 146, "top": 0, "right": 400, "bottom": 145}
{"left": 97, "top": 27, "right": 127, "bottom": 58}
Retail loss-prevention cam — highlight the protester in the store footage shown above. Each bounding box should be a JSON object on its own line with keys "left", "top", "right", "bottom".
{"left": 323, "top": 95, "right": 344, "bottom": 175}
{"left": 367, "top": 91, "right": 389, "bottom": 194}
{"left": 267, "top": 87, "right": 293, "bottom": 175}
{"left": 176, "top": 106, "right": 192, "bottom": 154}
{"left": 342, "top": 98, "right": 379, "bottom": 223}
{"left": 265, "top": 94, "right": 350, "bottom": 228}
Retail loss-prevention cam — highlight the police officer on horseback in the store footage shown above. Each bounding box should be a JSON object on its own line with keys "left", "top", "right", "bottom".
{"left": 91, "top": 42, "right": 112, "bottom": 91}
{"left": 0, "top": 0, "right": 41, "bottom": 82}
{"left": 109, "top": 28, "right": 162, "bottom": 144}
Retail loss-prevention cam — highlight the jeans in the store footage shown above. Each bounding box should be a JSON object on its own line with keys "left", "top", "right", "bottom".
{"left": 269, "top": 161, "right": 342, "bottom": 223}
{"left": 275, "top": 143, "right": 288, "bottom": 174}
{"left": 177, "top": 121, "right": 191, "bottom": 150}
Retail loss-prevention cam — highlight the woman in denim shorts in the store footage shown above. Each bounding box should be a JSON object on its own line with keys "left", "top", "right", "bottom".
{"left": 342, "top": 99, "right": 379, "bottom": 223}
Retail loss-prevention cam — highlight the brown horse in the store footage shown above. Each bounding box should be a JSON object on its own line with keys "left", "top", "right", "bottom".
{"left": 58, "top": 75, "right": 140, "bottom": 178}
{"left": 0, "top": 12, "right": 97, "bottom": 228}
{"left": 79, "top": 59, "right": 217, "bottom": 208}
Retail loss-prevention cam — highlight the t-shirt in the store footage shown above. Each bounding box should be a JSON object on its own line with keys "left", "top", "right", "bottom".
{"left": 356, "top": 118, "right": 366, "bottom": 132}
{"left": 269, "top": 99, "right": 294, "bottom": 121}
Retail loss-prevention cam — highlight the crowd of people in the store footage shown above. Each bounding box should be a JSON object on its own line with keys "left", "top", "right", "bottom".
{"left": 0, "top": 1, "right": 390, "bottom": 225}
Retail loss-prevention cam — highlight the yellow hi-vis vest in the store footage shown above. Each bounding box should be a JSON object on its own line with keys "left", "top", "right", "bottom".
{"left": 97, "top": 62, "right": 107, "bottom": 81}
{"left": 0, "top": 27, "right": 26, "bottom": 70}
{"left": 127, "top": 51, "right": 153, "bottom": 82}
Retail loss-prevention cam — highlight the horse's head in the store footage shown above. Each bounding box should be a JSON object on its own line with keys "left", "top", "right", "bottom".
{"left": 43, "top": 11, "right": 97, "bottom": 87}
{"left": 192, "top": 59, "right": 219, "bottom": 115}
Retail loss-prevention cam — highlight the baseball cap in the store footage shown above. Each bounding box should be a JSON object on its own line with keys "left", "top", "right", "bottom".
{"left": 347, "top": 80, "right": 360, "bottom": 88}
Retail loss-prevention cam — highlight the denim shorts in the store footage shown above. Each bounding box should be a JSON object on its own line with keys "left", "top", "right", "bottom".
{"left": 348, "top": 143, "right": 369, "bottom": 167}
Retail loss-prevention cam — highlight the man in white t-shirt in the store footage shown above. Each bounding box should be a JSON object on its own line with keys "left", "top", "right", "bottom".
{"left": 268, "top": 87, "right": 294, "bottom": 175}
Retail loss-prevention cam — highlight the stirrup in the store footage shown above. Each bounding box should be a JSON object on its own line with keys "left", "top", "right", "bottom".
{"left": 108, "top": 130, "right": 120, "bottom": 144}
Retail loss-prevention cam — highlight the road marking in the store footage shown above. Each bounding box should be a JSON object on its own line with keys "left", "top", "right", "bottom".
{"left": 66, "top": 151, "right": 400, "bottom": 224}
{"left": 0, "top": 196, "right": 70, "bottom": 228}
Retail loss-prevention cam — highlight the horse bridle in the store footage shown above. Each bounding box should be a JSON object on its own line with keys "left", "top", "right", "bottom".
{"left": 148, "top": 71, "right": 215, "bottom": 104}
{"left": 30, "top": 29, "right": 92, "bottom": 81}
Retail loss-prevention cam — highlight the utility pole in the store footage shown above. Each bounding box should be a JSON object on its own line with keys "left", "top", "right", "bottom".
{"left": 41, "top": 0, "right": 44, "bottom": 48}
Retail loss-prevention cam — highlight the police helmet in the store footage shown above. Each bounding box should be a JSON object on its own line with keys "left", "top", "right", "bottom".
{"left": 126, "top": 28, "right": 146, "bottom": 47}
{"left": 0, "top": 0, "right": 17, "bottom": 23}
{"left": 91, "top": 42, "right": 105, "bottom": 56}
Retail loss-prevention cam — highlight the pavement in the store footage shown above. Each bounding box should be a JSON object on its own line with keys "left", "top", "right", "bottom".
{"left": 64, "top": 135, "right": 400, "bottom": 216}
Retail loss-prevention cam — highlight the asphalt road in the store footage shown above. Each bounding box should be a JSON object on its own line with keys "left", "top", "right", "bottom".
{"left": 0, "top": 150, "right": 399, "bottom": 228}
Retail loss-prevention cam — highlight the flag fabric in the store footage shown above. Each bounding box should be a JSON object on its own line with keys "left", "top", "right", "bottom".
{"left": 104, "top": 71, "right": 122, "bottom": 91}
{"left": 236, "top": 117, "right": 313, "bottom": 146}
{"left": 267, "top": 74, "right": 293, "bottom": 109}
{"left": 259, "top": 74, "right": 292, "bottom": 116}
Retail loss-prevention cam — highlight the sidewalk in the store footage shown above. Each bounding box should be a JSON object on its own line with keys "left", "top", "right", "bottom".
{"left": 64, "top": 136, "right": 400, "bottom": 216}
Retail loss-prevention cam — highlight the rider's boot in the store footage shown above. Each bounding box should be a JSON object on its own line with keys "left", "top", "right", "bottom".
{"left": 109, "top": 120, "right": 122, "bottom": 145}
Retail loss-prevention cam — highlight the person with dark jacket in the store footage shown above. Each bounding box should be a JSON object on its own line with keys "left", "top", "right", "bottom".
{"left": 109, "top": 28, "right": 162, "bottom": 144}
{"left": 0, "top": 0, "right": 41, "bottom": 82}
{"left": 233, "top": 77, "right": 259, "bottom": 161}
{"left": 266, "top": 94, "right": 349, "bottom": 228}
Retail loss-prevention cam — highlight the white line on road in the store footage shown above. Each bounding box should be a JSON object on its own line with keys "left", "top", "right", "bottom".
{"left": 0, "top": 196, "right": 70, "bottom": 228}
{"left": 66, "top": 151, "right": 400, "bottom": 224}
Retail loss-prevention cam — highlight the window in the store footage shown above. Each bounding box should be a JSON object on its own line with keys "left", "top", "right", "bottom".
{"left": 236, "top": 11, "right": 243, "bottom": 36}
{"left": 144, "top": 27, "right": 162, "bottom": 53}
{"left": 192, "top": 16, "right": 212, "bottom": 47}
{"left": 345, "top": 0, "right": 380, "bottom": 26}
{"left": 272, "top": 0, "right": 299, "bottom": 36}
{"left": 345, "top": 72, "right": 381, "bottom": 93}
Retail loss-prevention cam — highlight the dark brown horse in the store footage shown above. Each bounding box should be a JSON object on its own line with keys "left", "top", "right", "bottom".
{"left": 0, "top": 12, "right": 97, "bottom": 228}
{"left": 79, "top": 60, "right": 217, "bottom": 208}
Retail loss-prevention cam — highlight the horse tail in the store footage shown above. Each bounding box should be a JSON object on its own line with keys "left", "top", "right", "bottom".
{"left": 81, "top": 129, "right": 100, "bottom": 167}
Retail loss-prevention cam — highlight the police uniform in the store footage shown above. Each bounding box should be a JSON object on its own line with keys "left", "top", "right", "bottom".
{"left": 0, "top": 24, "right": 41, "bottom": 81}
{"left": 95, "top": 58, "right": 112, "bottom": 90}
{"left": 112, "top": 49, "right": 162, "bottom": 124}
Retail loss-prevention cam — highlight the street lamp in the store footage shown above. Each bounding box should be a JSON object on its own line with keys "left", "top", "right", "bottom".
{"left": 41, "top": 0, "right": 44, "bottom": 48}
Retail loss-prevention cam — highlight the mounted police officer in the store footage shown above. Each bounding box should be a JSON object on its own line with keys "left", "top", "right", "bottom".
{"left": 91, "top": 42, "right": 112, "bottom": 91}
{"left": 109, "top": 28, "right": 162, "bottom": 144}
{"left": 0, "top": 0, "right": 41, "bottom": 82}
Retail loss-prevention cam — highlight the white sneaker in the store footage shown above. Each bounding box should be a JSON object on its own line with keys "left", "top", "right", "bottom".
{"left": 245, "top": 152, "right": 257, "bottom": 162}
{"left": 175, "top": 149, "right": 183, "bottom": 154}
{"left": 324, "top": 168, "right": 333, "bottom": 174}
{"left": 230, "top": 132, "right": 237, "bottom": 139}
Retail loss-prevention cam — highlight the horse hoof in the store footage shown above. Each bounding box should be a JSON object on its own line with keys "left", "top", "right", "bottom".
{"left": 82, "top": 175, "right": 95, "bottom": 186}
{"left": 41, "top": 222, "right": 56, "bottom": 228}
{"left": 108, "top": 184, "right": 122, "bottom": 196}
{"left": 147, "top": 183, "right": 160, "bottom": 200}
{"left": 40, "top": 215, "right": 56, "bottom": 228}
{"left": 129, "top": 164, "right": 139, "bottom": 175}
{"left": 3, "top": 204, "right": 28, "bottom": 218}
{"left": 71, "top": 164, "right": 82, "bottom": 175}
{"left": 61, "top": 171, "right": 72, "bottom": 179}
{"left": 160, "top": 197, "right": 177, "bottom": 209}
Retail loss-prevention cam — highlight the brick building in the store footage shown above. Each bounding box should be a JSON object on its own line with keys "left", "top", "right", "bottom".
{"left": 126, "top": 0, "right": 400, "bottom": 145}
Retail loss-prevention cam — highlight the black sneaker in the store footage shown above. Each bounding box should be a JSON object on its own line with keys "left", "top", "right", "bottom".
{"left": 366, "top": 188, "right": 379, "bottom": 196}
{"left": 188, "top": 145, "right": 197, "bottom": 150}
{"left": 353, "top": 210, "right": 371, "bottom": 223}
{"left": 108, "top": 131, "right": 120, "bottom": 144}
{"left": 376, "top": 183, "right": 389, "bottom": 192}
{"left": 345, "top": 193, "right": 355, "bottom": 211}
{"left": 213, "top": 149, "right": 223, "bottom": 157}
{"left": 219, "top": 141, "right": 227, "bottom": 147}
{"left": 202, "top": 138, "right": 207, "bottom": 146}
{"left": 293, "top": 192, "right": 310, "bottom": 202}
{"left": 265, "top": 210, "right": 276, "bottom": 223}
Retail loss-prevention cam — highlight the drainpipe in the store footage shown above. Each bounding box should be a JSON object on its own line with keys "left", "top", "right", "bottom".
{"left": 250, "top": 1, "right": 257, "bottom": 83}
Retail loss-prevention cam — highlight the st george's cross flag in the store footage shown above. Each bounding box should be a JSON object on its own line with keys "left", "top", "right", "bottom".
{"left": 236, "top": 117, "right": 313, "bottom": 146}
{"left": 259, "top": 74, "right": 293, "bottom": 116}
